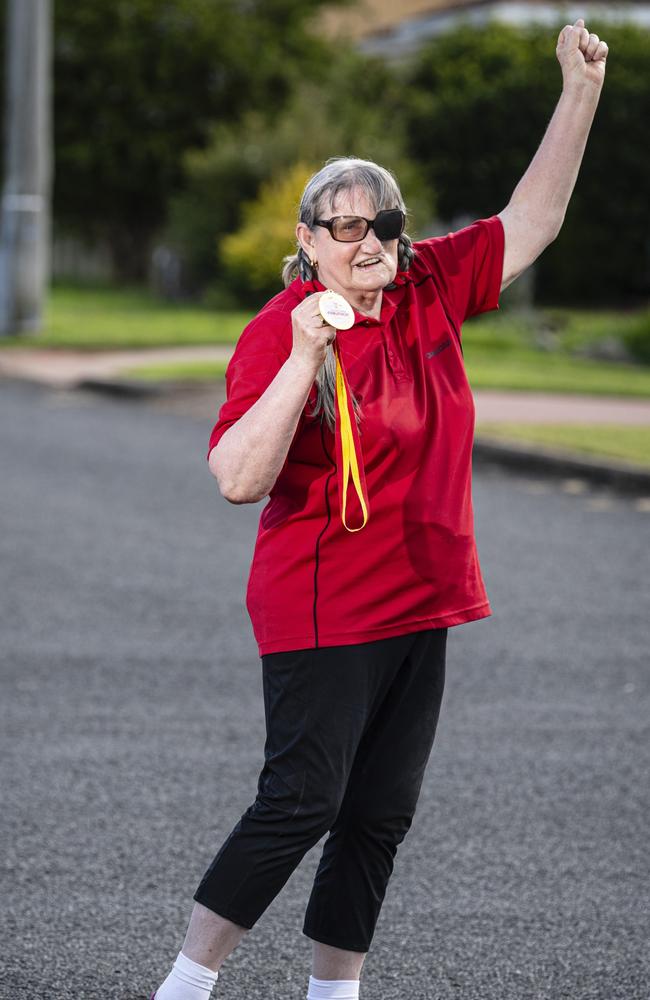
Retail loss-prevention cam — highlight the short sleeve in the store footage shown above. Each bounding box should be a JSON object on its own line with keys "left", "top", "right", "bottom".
{"left": 413, "top": 214, "right": 505, "bottom": 331}
{"left": 207, "top": 311, "right": 289, "bottom": 460}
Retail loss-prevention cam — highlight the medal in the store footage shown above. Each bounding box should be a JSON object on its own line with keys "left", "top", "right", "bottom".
{"left": 318, "top": 290, "right": 355, "bottom": 330}
{"left": 318, "top": 290, "right": 369, "bottom": 532}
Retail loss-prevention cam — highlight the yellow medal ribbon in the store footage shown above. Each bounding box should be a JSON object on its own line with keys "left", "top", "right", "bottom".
{"left": 334, "top": 341, "right": 369, "bottom": 532}
{"left": 319, "top": 290, "right": 369, "bottom": 532}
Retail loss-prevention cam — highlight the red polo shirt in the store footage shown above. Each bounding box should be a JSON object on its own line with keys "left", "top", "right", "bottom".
{"left": 207, "top": 214, "right": 505, "bottom": 656}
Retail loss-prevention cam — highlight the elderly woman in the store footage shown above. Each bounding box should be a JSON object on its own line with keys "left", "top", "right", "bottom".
{"left": 151, "top": 19, "right": 607, "bottom": 1000}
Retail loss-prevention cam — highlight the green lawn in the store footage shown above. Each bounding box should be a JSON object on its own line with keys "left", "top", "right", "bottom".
{"left": 462, "top": 307, "right": 650, "bottom": 396}
{"left": 464, "top": 348, "right": 650, "bottom": 397}
{"left": 119, "top": 352, "right": 650, "bottom": 398}
{"left": 475, "top": 422, "right": 650, "bottom": 468}
{"left": 0, "top": 284, "right": 253, "bottom": 348}
{"left": 2, "top": 284, "right": 650, "bottom": 398}
{"left": 463, "top": 306, "right": 644, "bottom": 353}
{"left": 121, "top": 360, "right": 230, "bottom": 380}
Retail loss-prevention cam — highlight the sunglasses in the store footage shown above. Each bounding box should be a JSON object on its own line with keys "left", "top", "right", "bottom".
{"left": 313, "top": 209, "right": 405, "bottom": 243}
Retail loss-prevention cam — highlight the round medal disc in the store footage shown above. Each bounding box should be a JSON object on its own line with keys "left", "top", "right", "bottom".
{"left": 319, "top": 290, "right": 355, "bottom": 330}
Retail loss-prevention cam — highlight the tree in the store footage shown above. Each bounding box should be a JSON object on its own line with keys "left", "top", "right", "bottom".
{"left": 402, "top": 20, "right": 650, "bottom": 304}
{"left": 220, "top": 162, "right": 317, "bottom": 303}
{"left": 52, "top": 0, "right": 349, "bottom": 280}
{"left": 167, "top": 49, "right": 431, "bottom": 295}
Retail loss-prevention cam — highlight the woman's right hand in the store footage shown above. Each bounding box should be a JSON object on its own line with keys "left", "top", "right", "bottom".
{"left": 289, "top": 294, "right": 336, "bottom": 373}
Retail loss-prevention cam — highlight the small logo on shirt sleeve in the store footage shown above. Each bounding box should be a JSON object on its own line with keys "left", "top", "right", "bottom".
{"left": 425, "top": 337, "right": 452, "bottom": 359}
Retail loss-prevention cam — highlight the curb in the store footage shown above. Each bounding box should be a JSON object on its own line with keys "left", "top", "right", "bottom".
{"left": 473, "top": 436, "right": 650, "bottom": 495}
{"left": 5, "top": 372, "right": 650, "bottom": 496}
{"left": 60, "top": 378, "right": 650, "bottom": 497}
{"left": 76, "top": 376, "right": 203, "bottom": 397}
{"left": 83, "top": 375, "right": 649, "bottom": 496}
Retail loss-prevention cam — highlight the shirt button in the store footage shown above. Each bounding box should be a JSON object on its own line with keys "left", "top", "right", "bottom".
{"left": 364, "top": 320, "right": 371, "bottom": 327}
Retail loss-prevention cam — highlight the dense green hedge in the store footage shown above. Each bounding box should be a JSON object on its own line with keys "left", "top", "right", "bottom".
{"left": 5, "top": 4, "right": 643, "bottom": 304}
{"left": 402, "top": 20, "right": 650, "bottom": 305}
{"left": 167, "top": 51, "right": 431, "bottom": 302}
{"left": 48, "top": 0, "right": 348, "bottom": 280}
{"left": 622, "top": 311, "right": 650, "bottom": 363}
{"left": 179, "top": 19, "right": 650, "bottom": 306}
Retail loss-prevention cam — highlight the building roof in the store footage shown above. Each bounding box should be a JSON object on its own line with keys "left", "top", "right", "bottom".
{"left": 320, "top": 1, "right": 650, "bottom": 56}
{"left": 320, "top": 0, "right": 472, "bottom": 41}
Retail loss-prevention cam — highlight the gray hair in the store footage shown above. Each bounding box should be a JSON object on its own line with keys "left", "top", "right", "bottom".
{"left": 282, "top": 157, "right": 414, "bottom": 433}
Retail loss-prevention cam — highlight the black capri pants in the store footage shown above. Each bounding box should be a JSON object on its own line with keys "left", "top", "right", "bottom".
{"left": 193, "top": 627, "right": 447, "bottom": 952}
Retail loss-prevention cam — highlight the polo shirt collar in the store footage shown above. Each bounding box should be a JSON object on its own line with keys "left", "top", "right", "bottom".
{"left": 296, "top": 274, "right": 407, "bottom": 329}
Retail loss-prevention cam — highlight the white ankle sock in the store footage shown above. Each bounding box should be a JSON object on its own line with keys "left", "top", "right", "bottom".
{"left": 307, "top": 975, "right": 360, "bottom": 1000}
{"left": 155, "top": 950, "right": 219, "bottom": 1000}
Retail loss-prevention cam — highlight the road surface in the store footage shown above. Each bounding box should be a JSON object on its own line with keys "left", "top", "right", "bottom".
{"left": 1, "top": 380, "right": 648, "bottom": 1000}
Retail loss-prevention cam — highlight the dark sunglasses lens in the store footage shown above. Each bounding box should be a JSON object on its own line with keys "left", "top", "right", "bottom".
{"left": 331, "top": 217, "right": 368, "bottom": 241}
{"left": 373, "top": 209, "right": 405, "bottom": 241}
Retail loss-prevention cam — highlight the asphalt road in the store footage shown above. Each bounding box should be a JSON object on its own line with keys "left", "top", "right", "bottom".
{"left": 2, "top": 379, "right": 649, "bottom": 1000}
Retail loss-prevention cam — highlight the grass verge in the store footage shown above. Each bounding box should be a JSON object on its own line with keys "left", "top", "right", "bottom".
{"left": 120, "top": 360, "right": 229, "bottom": 381}
{"left": 119, "top": 351, "right": 650, "bottom": 398}
{"left": 0, "top": 285, "right": 253, "bottom": 349}
{"left": 475, "top": 423, "right": 650, "bottom": 468}
{"left": 1, "top": 285, "right": 649, "bottom": 397}
{"left": 464, "top": 349, "right": 650, "bottom": 397}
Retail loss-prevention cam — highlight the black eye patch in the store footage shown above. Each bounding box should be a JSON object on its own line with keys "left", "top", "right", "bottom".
{"left": 372, "top": 209, "right": 405, "bottom": 241}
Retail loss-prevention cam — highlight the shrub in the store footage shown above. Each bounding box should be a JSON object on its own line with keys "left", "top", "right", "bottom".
{"left": 220, "top": 163, "right": 317, "bottom": 303}
{"left": 402, "top": 20, "right": 650, "bottom": 305}
{"left": 165, "top": 50, "right": 431, "bottom": 296}
{"left": 622, "top": 311, "right": 650, "bottom": 364}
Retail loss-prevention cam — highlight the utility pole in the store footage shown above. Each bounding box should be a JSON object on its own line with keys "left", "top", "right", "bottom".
{"left": 0, "top": 0, "right": 52, "bottom": 336}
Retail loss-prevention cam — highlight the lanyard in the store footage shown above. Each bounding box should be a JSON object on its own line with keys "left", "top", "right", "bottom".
{"left": 333, "top": 338, "right": 369, "bottom": 532}
{"left": 307, "top": 287, "right": 370, "bottom": 532}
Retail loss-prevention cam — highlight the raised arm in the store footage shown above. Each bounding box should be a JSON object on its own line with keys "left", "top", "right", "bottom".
{"left": 498, "top": 18, "right": 608, "bottom": 291}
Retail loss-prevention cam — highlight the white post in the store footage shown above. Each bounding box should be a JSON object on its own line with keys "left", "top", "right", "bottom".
{"left": 0, "top": 0, "right": 52, "bottom": 335}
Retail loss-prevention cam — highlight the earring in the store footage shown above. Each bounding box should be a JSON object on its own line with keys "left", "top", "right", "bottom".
{"left": 309, "top": 256, "right": 318, "bottom": 269}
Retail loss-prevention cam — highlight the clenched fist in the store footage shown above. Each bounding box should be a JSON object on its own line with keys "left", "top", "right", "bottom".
{"left": 557, "top": 18, "right": 608, "bottom": 90}
{"left": 289, "top": 293, "right": 338, "bottom": 374}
